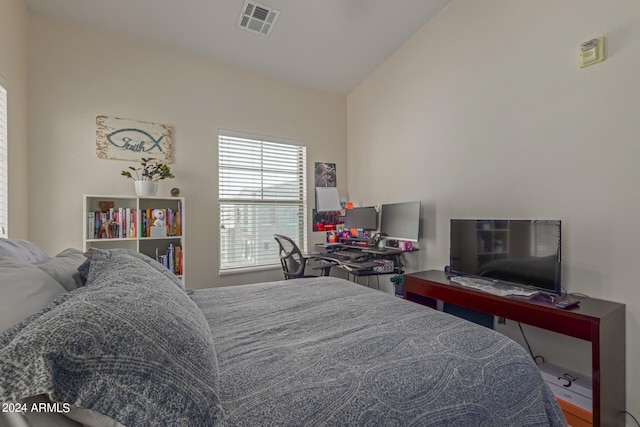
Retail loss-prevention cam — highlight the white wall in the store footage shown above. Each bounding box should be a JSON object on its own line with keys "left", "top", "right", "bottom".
{"left": 348, "top": 0, "right": 640, "bottom": 418}
{"left": 27, "top": 15, "right": 347, "bottom": 288}
{"left": 0, "top": 0, "right": 29, "bottom": 238}
{"left": 348, "top": 0, "right": 640, "bottom": 416}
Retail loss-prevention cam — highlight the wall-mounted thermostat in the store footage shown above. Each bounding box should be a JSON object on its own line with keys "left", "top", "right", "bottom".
{"left": 579, "top": 37, "right": 605, "bottom": 68}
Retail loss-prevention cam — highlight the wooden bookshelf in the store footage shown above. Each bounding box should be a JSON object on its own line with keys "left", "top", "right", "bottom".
{"left": 83, "top": 195, "right": 185, "bottom": 284}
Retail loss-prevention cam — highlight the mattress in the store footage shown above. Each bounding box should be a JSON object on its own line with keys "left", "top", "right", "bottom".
{"left": 0, "top": 246, "right": 566, "bottom": 426}
{"left": 191, "top": 276, "right": 566, "bottom": 426}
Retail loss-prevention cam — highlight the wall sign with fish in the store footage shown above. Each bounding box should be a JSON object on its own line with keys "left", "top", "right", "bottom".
{"left": 96, "top": 116, "right": 173, "bottom": 163}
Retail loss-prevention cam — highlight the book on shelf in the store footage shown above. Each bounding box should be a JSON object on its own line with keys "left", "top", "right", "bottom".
{"left": 155, "top": 244, "right": 183, "bottom": 275}
{"left": 88, "top": 204, "right": 183, "bottom": 239}
{"left": 118, "top": 207, "right": 123, "bottom": 239}
{"left": 88, "top": 212, "right": 95, "bottom": 239}
{"left": 174, "top": 246, "right": 183, "bottom": 275}
{"left": 168, "top": 243, "right": 175, "bottom": 273}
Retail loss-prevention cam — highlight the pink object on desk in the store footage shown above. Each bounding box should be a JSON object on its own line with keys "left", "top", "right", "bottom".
{"left": 399, "top": 241, "right": 412, "bottom": 251}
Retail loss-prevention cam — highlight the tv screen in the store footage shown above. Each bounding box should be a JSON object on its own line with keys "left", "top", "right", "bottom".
{"left": 344, "top": 206, "right": 378, "bottom": 230}
{"left": 449, "top": 219, "right": 561, "bottom": 294}
{"left": 380, "top": 201, "right": 421, "bottom": 242}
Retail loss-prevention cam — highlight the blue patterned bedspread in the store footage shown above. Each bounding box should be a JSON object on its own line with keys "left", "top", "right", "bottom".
{"left": 191, "top": 277, "right": 567, "bottom": 426}
{"left": 0, "top": 248, "right": 565, "bottom": 426}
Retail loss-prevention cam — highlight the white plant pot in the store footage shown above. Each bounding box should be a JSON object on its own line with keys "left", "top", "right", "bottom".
{"left": 134, "top": 180, "right": 158, "bottom": 197}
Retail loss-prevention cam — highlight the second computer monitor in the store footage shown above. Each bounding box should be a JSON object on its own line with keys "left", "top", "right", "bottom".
{"left": 379, "top": 201, "right": 421, "bottom": 242}
{"left": 344, "top": 206, "right": 378, "bottom": 231}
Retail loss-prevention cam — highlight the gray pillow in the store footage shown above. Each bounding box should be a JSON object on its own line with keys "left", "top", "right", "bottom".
{"left": 0, "top": 259, "right": 67, "bottom": 334}
{"left": 34, "top": 248, "right": 87, "bottom": 291}
{"left": 82, "top": 247, "right": 184, "bottom": 290}
{"left": 0, "top": 238, "right": 49, "bottom": 263}
{"left": 0, "top": 248, "right": 221, "bottom": 426}
{"left": 114, "top": 248, "right": 184, "bottom": 290}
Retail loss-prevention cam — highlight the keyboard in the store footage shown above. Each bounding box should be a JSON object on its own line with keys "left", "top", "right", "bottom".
{"left": 362, "top": 247, "right": 402, "bottom": 255}
{"left": 317, "top": 243, "right": 343, "bottom": 249}
{"left": 326, "top": 251, "right": 363, "bottom": 260}
{"left": 323, "top": 252, "right": 364, "bottom": 262}
{"left": 341, "top": 260, "right": 382, "bottom": 270}
{"left": 449, "top": 276, "right": 539, "bottom": 297}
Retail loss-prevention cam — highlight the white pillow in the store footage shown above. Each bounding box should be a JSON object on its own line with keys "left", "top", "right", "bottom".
{"left": 0, "top": 260, "right": 67, "bottom": 334}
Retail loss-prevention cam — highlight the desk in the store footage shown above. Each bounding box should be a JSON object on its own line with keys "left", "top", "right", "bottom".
{"left": 404, "top": 270, "right": 626, "bottom": 427}
{"left": 312, "top": 244, "right": 409, "bottom": 288}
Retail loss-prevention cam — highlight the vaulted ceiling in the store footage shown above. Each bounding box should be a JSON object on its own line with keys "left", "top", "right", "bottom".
{"left": 24, "top": 0, "right": 450, "bottom": 94}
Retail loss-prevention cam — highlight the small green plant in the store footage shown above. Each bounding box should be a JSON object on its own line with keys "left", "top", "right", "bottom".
{"left": 121, "top": 158, "right": 175, "bottom": 182}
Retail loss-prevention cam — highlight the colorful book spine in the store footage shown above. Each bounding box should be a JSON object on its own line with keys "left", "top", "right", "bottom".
{"left": 168, "top": 243, "right": 174, "bottom": 273}
{"left": 175, "top": 246, "right": 183, "bottom": 275}
{"left": 140, "top": 210, "right": 147, "bottom": 237}
{"left": 167, "top": 208, "right": 174, "bottom": 236}
{"left": 88, "top": 212, "right": 95, "bottom": 239}
{"left": 146, "top": 209, "right": 152, "bottom": 237}
{"left": 101, "top": 213, "right": 108, "bottom": 238}
{"left": 126, "top": 208, "right": 132, "bottom": 238}
{"left": 177, "top": 202, "right": 182, "bottom": 236}
{"left": 118, "top": 207, "right": 124, "bottom": 238}
{"left": 94, "top": 211, "right": 101, "bottom": 238}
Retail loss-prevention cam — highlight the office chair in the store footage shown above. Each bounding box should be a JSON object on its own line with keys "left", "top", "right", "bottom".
{"left": 273, "top": 234, "right": 331, "bottom": 279}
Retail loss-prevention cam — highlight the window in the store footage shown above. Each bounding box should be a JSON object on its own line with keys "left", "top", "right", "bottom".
{"left": 0, "top": 77, "right": 7, "bottom": 238}
{"left": 218, "top": 130, "right": 307, "bottom": 273}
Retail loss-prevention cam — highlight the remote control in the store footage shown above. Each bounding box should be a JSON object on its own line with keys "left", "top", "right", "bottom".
{"left": 554, "top": 298, "right": 580, "bottom": 309}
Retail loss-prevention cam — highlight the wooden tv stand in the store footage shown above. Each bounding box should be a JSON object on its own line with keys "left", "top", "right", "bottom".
{"left": 404, "top": 270, "right": 625, "bottom": 427}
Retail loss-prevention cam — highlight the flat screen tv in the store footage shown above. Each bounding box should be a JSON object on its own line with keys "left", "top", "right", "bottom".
{"left": 449, "top": 219, "right": 561, "bottom": 295}
{"left": 380, "top": 201, "right": 421, "bottom": 242}
{"left": 344, "top": 206, "right": 378, "bottom": 231}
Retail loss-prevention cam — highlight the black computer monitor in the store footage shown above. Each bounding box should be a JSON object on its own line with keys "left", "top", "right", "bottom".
{"left": 344, "top": 206, "right": 378, "bottom": 231}
{"left": 379, "top": 201, "right": 420, "bottom": 242}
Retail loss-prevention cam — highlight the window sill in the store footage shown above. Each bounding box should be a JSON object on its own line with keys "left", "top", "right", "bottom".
{"left": 219, "top": 265, "right": 281, "bottom": 276}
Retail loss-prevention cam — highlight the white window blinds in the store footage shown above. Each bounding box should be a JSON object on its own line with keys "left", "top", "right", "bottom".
{"left": 0, "top": 79, "right": 7, "bottom": 238}
{"left": 218, "top": 131, "right": 307, "bottom": 273}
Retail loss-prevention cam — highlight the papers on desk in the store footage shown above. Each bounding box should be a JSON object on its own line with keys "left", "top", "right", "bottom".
{"left": 449, "top": 276, "right": 539, "bottom": 297}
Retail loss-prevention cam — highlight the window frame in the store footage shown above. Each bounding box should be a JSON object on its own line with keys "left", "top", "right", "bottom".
{"left": 0, "top": 75, "right": 8, "bottom": 238}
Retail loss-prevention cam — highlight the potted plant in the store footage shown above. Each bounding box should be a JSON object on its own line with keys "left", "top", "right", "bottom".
{"left": 121, "top": 158, "right": 175, "bottom": 196}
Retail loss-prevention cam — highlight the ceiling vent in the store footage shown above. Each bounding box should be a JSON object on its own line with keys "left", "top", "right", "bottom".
{"left": 237, "top": 1, "right": 280, "bottom": 37}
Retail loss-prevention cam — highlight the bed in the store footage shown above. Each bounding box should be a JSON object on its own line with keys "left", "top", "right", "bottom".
{"left": 0, "top": 241, "right": 567, "bottom": 426}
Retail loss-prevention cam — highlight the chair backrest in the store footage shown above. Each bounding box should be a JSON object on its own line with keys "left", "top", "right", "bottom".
{"left": 273, "top": 234, "right": 306, "bottom": 279}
